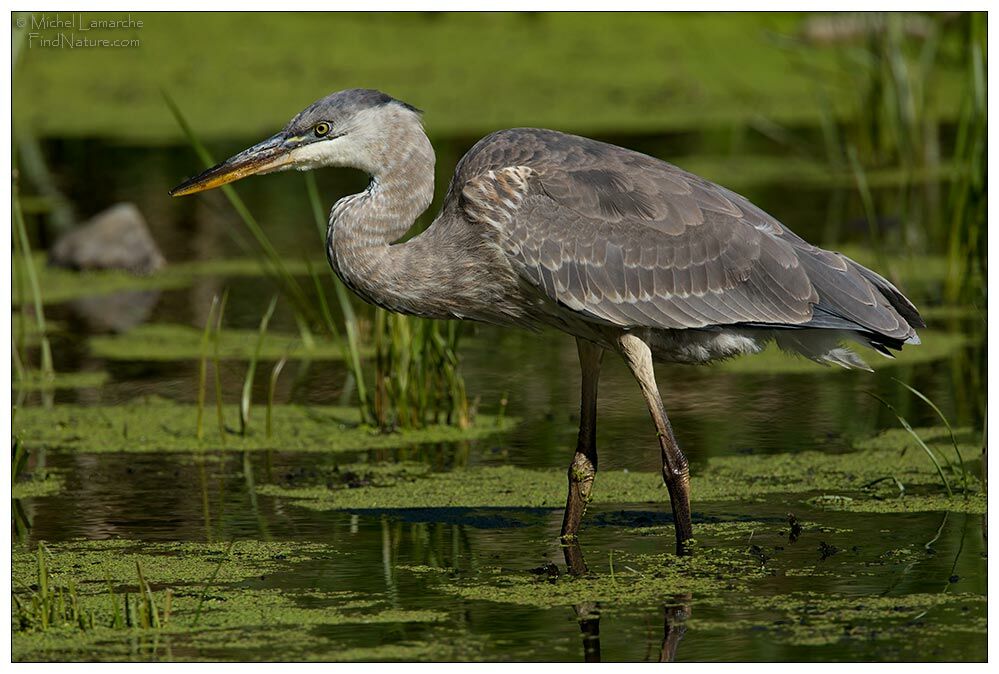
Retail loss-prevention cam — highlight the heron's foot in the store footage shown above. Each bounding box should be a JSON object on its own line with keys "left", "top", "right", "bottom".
{"left": 664, "top": 468, "right": 693, "bottom": 555}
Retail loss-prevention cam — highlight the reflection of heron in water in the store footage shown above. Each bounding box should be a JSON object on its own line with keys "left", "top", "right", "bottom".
{"left": 172, "top": 89, "right": 923, "bottom": 552}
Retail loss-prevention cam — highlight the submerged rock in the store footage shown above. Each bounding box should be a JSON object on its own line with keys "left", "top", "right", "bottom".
{"left": 49, "top": 203, "right": 165, "bottom": 274}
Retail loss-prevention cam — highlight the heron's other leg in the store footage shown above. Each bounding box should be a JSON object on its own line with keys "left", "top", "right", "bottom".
{"left": 560, "top": 338, "right": 604, "bottom": 545}
{"left": 618, "top": 333, "right": 693, "bottom": 553}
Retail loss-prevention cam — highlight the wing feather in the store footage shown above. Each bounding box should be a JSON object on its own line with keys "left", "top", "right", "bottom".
{"left": 455, "top": 128, "right": 922, "bottom": 341}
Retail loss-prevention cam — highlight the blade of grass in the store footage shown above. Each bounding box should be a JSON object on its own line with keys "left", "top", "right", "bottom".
{"left": 212, "top": 289, "right": 230, "bottom": 443}
{"left": 266, "top": 355, "right": 288, "bottom": 438}
{"left": 12, "top": 170, "right": 54, "bottom": 381}
{"left": 240, "top": 294, "right": 279, "bottom": 436}
{"left": 866, "top": 391, "right": 952, "bottom": 496}
{"left": 892, "top": 377, "right": 969, "bottom": 493}
{"left": 135, "top": 561, "right": 161, "bottom": 629}
{"left": 163, "top": 91, "right": 320, "bottom": 325}
{"left": 192, "top": 541, "right": 235, "bottom": 627}
{"left": 196, "top": 295, "right": 220, "bottom": 441}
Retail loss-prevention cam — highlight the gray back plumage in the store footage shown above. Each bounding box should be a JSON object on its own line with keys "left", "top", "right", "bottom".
{"left": 452, "top": 128, "right": 923, "bottom": 348}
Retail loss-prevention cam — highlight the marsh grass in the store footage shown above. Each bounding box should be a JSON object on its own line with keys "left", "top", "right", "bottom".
{"left": 944, "top": 12, "right": 987, "bottom": 304}
{"left": 164, "top": 92, "right": 322, "bottom": 328}
{"left": 239, "top": 295, "right": 278, "bottom": 436}
{"left": 866, "top": 391, "right": 952, "bottom": 496}
{"left": 12, "top": 436, "right": 29, "bottom": 483}
{"left": 212, "top": 290, "right": 230, "bottom": 443}
{"left": 266, "top": 355, "right": 288, "bottom": 439}
{"left": 13, "top": 544, "right": 172, "bottom": 633}
{"left": 14, "top": 545, "right": 184, "bottom": 634}
{"left": 787, "top": 12, "right": 984, "bottom": 310}
{"left": 893, "top": 378, "right": 970, "bottom": 493}
{"left": 12, "top": 164, "right": 54, "bottom": 385}
{"left": 196, "top": 295, "right": 221, "bottom": 441}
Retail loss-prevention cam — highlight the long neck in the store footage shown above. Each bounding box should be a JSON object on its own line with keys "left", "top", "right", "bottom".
{"left": 326, "top": 125, "right": 439, "bottom": 315}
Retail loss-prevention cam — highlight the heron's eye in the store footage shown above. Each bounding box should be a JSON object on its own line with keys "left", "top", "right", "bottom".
{"left": 314, "top": 122, "right": 332, "bottom": 137}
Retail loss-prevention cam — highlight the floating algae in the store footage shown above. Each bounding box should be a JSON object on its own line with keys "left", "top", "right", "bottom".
{"left": 436, "top": 546, "right": 771, "bottom": 609}
{"left": 89, "top": 323, "right": 366, "bottom": 361}
{"left": 11, "top": 539, "right": 451, "bottom": 662}
{"left": 12, "top": 398, "right": 517, "bottom": 455}
{"left": 689, "top": 591, "right": 986, "bottom": 651}
{"left": 255, "top": 426, "right": 983, "bottom": 514}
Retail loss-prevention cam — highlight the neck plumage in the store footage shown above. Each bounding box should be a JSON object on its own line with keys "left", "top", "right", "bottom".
{"left": 326, "top": 124, "right": 439, "bottom": 316}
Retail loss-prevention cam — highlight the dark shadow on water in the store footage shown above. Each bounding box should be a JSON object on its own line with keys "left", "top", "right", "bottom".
{"left": 340, "top": 506, "right": 557, "bottom": 529}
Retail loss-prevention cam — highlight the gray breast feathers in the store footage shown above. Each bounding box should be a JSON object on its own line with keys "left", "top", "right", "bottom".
{"left": 455, "top": 128, "right": 921, "bottom": 344}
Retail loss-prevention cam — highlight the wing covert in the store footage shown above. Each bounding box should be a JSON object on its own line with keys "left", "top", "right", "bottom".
{"left": 455, "top": 128, "right": 918, "bottom": 340}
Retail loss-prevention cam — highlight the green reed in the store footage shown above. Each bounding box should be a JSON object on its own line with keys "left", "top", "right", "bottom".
{"left": 12, "top": 161, "right": 54, "bottom": 384}
{"left": 239, "top": 295, "right": 279, "bottom": 436}
{"left": 196, "top": 295, "right": 221, "bottom": 441}
{"left": 944, "top": 12, "right": 986, "bottom": 304}
{"left": 866, "top": 391, "right": 952, "bottom": 497}
{"left": 212, "top": 289, "right": 230, "bottom": 443}
{"left": 793, "top": 12, "right": 984, "bottom": 302}
{"left": 12, "top": 436, "right": 29, "bottom": 483}
{"left": 266, "top": 355, "right": 288, "bottom": 438}
{"left": 163, "top": 91, "right": 323, "bottom": 329}
{"left": 892, "top": 378, "right": 970, "bottom": 494}
{"left": 13, "top": 544, "right": 177, "bottom": 634}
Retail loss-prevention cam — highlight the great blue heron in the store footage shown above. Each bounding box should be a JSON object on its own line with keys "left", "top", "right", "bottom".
{"left": 171, "top": 88, "right": 924, "bottom": 553}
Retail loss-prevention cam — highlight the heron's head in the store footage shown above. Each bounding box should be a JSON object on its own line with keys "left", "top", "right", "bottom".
{"left": 170, "top": 88, "right": 423, "bottom": 196}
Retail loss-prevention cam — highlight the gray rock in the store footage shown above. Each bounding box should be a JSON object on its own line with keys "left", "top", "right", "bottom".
{"left": 49, "top": 203, "right": 166, "bottom": 274}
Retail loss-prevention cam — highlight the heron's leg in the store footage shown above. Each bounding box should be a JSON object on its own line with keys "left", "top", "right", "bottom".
{"left": 618, "top": 333, "right": 694, "bottom": 553}
{"left": 560, "top": 338, "right": 604, "bottom": 544}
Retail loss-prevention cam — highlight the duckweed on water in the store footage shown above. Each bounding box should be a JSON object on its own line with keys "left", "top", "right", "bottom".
{"left": 13, "top": 399, "right": 516, "bottom": 454}
{"left": 440, "top": 547, "right": 770, "bottom": 609}
{"left": 255, "top": 427, "right": 982, "bottom": 513}
{"left": 689, "top": 592, "right": 986, "bottom": 649}
{"left": 89, "top": 324, "right": 366, "bottom": 361}
{"left": 11, "top": 540, "right": 450, "bottom": 661}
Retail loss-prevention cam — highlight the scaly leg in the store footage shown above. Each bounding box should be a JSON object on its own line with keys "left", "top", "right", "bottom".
{"left": 560, "top": 338, "right": 604, "bottom": 543}
{"left": 618, "top": 333, "right": 693, "bottom": 553}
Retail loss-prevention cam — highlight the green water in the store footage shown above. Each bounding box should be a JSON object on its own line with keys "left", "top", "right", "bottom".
{"left": 11, "top": 11, "right": 987, "bottom": 660}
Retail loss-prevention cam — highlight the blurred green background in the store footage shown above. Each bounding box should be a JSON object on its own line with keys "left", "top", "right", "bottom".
{"left": 11, "top": 12, "right": 973, "bottom": 140}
